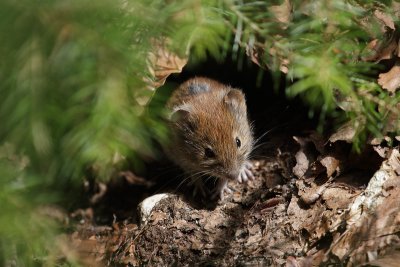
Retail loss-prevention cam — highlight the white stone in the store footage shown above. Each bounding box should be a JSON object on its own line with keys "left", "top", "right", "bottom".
{"left": 138, "top": 193, "right": 171, "bottom": 226}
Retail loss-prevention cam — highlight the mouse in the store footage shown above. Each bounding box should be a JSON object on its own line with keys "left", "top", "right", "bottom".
{"left": 163, "top": 77, "right": 254, "bottom": 200}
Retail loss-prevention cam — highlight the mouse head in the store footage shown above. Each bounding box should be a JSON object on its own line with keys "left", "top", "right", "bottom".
{"left": 171, "top": 87, "right": 253, "bottom": 181}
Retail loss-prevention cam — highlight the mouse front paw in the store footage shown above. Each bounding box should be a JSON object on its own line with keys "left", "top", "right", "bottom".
{"left": 237, "top": 161, "right": 255, "bottom": 183}
{"left": 212, "top": 179, "right": 232, "bottom": 200}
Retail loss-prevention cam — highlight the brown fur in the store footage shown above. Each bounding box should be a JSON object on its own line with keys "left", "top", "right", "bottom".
{"left": 164, "top": 77, "right": 253, "bottom": 181}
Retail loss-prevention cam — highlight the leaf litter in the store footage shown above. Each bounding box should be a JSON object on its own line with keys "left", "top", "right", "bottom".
{"left": 63, "top": 4, "right": 400, "bottom": 265}
{"left": 65, "top": 121, "right": 400, "bottom": 266}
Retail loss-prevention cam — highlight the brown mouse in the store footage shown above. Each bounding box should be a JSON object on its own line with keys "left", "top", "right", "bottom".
{"left": 164, "top": 77, "right": 254, "bottom": 199}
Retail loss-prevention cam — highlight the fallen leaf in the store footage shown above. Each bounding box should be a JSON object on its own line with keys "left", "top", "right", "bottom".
{"left": 393, "top": 2, "right": 400, "bottom": 17}
{"left": 269, "top": 0, "right": 292, "bottom": 26}
{"left": 189, "top": 236, "right": 204, "bottom": 250}
{"left": 246, "top": 225, "right": 262, "bottom": 246}
{"left": 368, "top": 252, "right": 400, "bottom": 267}
{"left": 246, "top": 45, "right": 268, "bottom": 69}
{"left": 140, "top": 39, "right": 188, "bottom": 105}
{"left": 322, "top": 187, "right": 357, "bottom": 211}
{"left": 147, "top": 39, "right": 187, "bottom": 89}
{"left": 285, "top": 256, "right": 302, "bottom": 267}
{"left": 248, "top": 224, "right": 261, "bottom": 236}
{"left": 292, "top": 135, "right": 323, "bottom": 178}
{"left": 333, "top": 88, "right": 356, "bottom": 111}
{"left": 374, "top": 10, "right": 395, "bottom": 30}
{"left": 173, "top": 219, "right": 195, "bottom": 231}
{"left": 201, "top": 212, "right": 226, "bottom": 232}
{"left": 329, "top": 149, "right": 400, "bottom": 264}
{"left": 150, "top": 211, "right": 168, "bottom": 224}
{"left": 287, "top": 195, "right": 325, "bottom": 232}
{"left": 363, "top": 38, "right": 398, "bottom": 62}
{"left": 378, "top": 64, "right": 400, "bottom": 94}
{"left": 119, "top": 171, "right": 154, "bottom": 187}
{"left": 259, "top": 197, "right": 285, "bottom": 212}
{"left": 246, "top": 43, "right": 289, "bottom": 73}
{"left": 90, "top": 182, "right": 107, "bottom": 204}
{"left": 293, "top": 149, "right": 309, "bottom": 178}
{"left": 373, "top": 145, "right": 390, "bottom": 158}
{"left": 298, "top": 180, "right": 329, "bottom": 205}
{"left": 320, "top": 156, "right": 339, "bottom": 177}
{"left": 329, "top": 120, "right": 359, "bottom": 143}
{"left": 383, "top": 103, "right": 400, "bottom": 133}
{"left": 387, "top": 149, "right": 400, "bottom": 175}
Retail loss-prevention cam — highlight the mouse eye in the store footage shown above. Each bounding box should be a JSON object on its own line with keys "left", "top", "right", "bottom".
{"left": 235, "top": 137, "right": 241, "bottom": 148}
{"left": 204, "top": 147, "right": 215, "bottom": 158}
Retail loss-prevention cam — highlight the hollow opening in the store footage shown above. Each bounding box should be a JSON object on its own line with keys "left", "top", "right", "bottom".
{"left": 167, "top": 56, "right": 317, "bottom": 156}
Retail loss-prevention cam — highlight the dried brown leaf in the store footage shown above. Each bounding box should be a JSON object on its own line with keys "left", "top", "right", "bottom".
{"left": 90, "top": 182, "right": 107, "bottom": 204}
{"left": 246, "top": 45, "right": 265, "bottom": 69}
{"left": 329, "top": 149, "right": 400, "bottom": 263}
{"left": 147, "top": 40, "right": 187, "bottom": 88}
{"left": 373, "top": 145, "right": 390, "bottom": 158}
{"left": 374, "top": 10, "right": 395, "bottom": 30}
{"left": 246, "top": 44, "right": 289, "bottom": 73}
{"left": 329, "top": 121, "right": 358, "bottom": 143}
{"left": 363, "top": 38, "right": 398, "bottom": 62}
{"left": 119, "top": 171, "right": 154, "bottom": 187}
{"left": 387, "top": 149, "right": 400, "bottom": 175}
{"left": 320, "top": 156, "right": 339, "bottom": 177}
{"left": 201, "top": 212, "right": 226, "bottom": 232}
{"left": 383, "top": 103, "right": 400, "bottom": 133}
{"left": 287, "top": 195, "right": 325, "bottom": 233}
{"left": 322, "top": 187, "right": 357, "bottom": 211}
{"left": 292, "top": 134, "right": 325, "bottom": 178}
{"left": 307, "top": 132, "right": 325, "bottom": 153}
{"left": 173, "top": 219, "right": 195, "bottom": 231}
{"left": 298, "top": 179, "right": 329, "bottom": 205}
{"left": 333, "top": 88, "right": 356, "bottom": 111}
{"left": 140, "top": 39, "right": 187, "bottom": 105}
{"left": 268, "top": 0, "right": 292, "bottom": 26}
{"left": 368, "top": 252, "right": 400, "bottom": 267}
{"left": 259, "top": 197, "right": 285, "bottom": 212}
{"left": 269, "top": 46, "right": 290, "bottom": 73}
{"left": 149, "top": 211, "right": 168, "bottom": 225}
{"left": 293, "top": 148, "right": 309, "bottom": 179}
{"left": 378, "top": 63, "right": 400, "bottom": 94}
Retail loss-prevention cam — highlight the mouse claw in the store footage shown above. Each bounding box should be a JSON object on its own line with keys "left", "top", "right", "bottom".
{"left": 245, "top": 167, "right": 255, "bottom": 180}
{"left": 237, "top": 174, "right": 243, "bottom": 183}
{"left": 238, "top": 171, "right": 247, "bottom": 183}
{"left": 237, "top": 161, "right": 255, "bottom": 183}
{"left": 212, "top": 179, "right": 232, "bottom": 200}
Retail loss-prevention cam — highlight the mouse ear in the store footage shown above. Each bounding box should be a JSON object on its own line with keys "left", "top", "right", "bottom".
{"left": 170, "top": 108, "right": 196, "bottom": 132}
{"left": 224, "top": 89, "right": 247, "bottom": 114}
{"left": 171, "top": 109, "right": 190, "bottom": 123}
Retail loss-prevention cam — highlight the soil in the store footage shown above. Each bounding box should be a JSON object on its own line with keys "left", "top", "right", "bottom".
{"left": 66, "top": 61, "right": 400, "bottom": 266}
{"left": 67, "top": 116, "right": 399, "bottom": 266}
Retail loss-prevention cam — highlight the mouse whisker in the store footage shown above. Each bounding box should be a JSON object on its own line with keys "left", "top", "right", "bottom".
{"left": 253, "top": 122, "right": 290, "bottom": 146}
{"left": 203, "top": 174, "right": 217, "bottom": 185}
{"left": 248, "top": 155, "right": 275, "bottom": 161}
{"left": 251, "top": 141, "right": 273, "bottom": 152}
{"left": 174, "top": 170, "right": 210, "bottom": 192}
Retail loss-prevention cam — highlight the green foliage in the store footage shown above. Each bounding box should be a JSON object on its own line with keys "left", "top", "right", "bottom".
{"left": 221, "top": 0, "right": 400, "bottom": 147}
{"left": 0, "top": 0, "right": 228, "bottom": 265}
{"left": 1, "top": 0, "right": 399, "bottom": 264}
{"left": 0, "top": 144, "right": 59, "bottom": 266}
{"left": 0, "top": 0, "right": 229, "bottom": 183}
